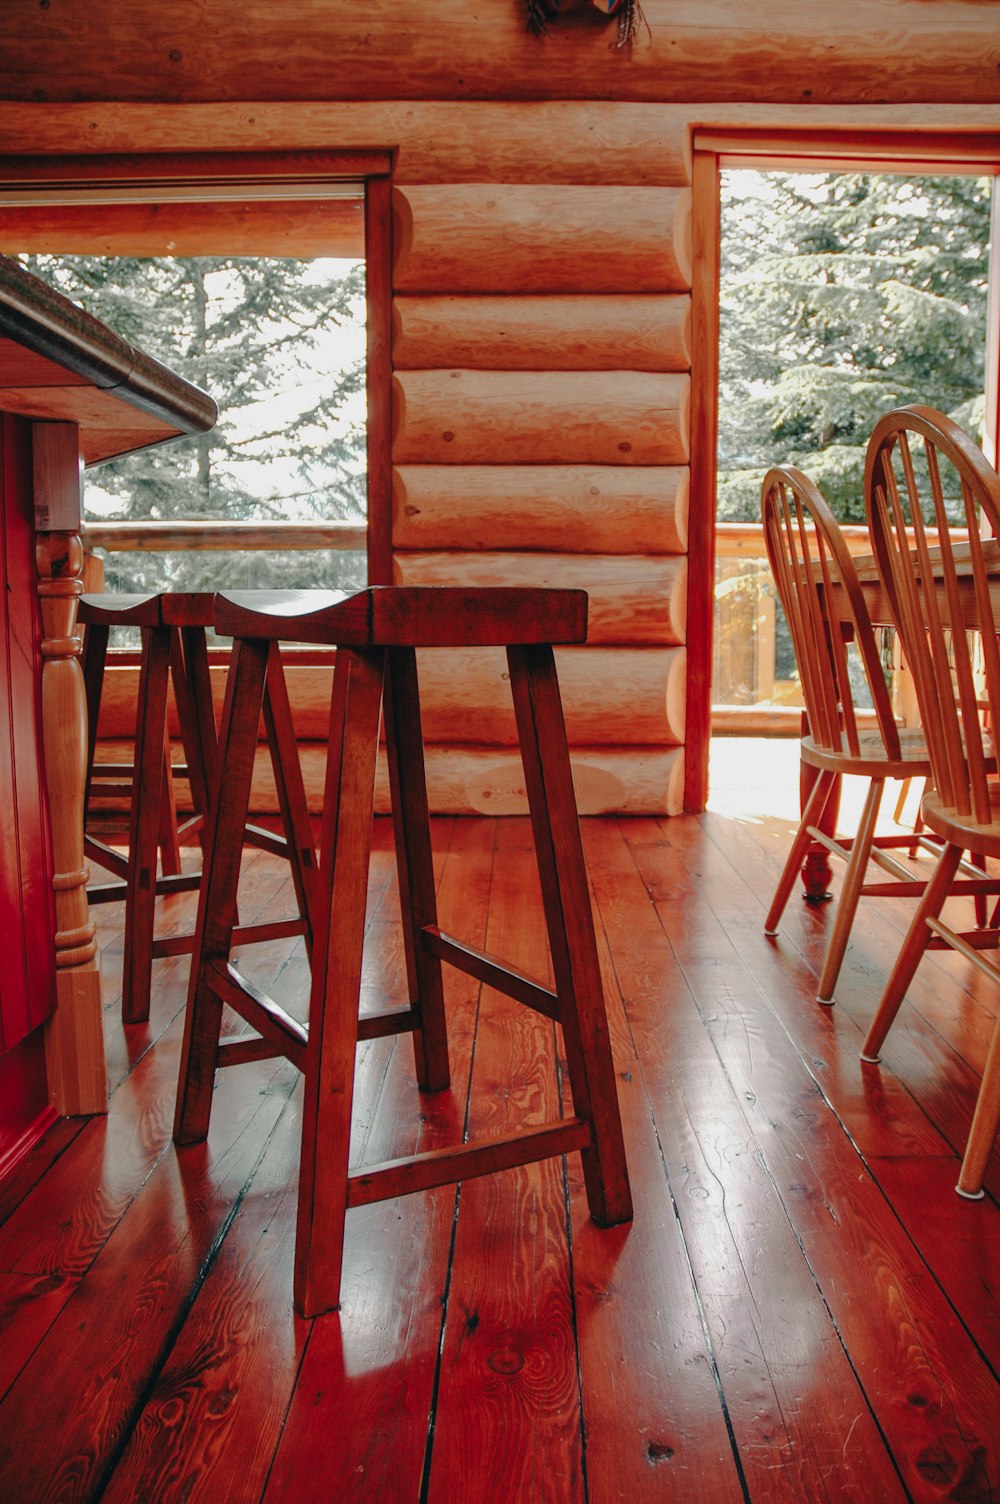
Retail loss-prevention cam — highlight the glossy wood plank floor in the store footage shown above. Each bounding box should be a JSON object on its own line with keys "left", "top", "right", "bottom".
{"left": 2, "top": 740, "right": 1000, "bottom": 1502}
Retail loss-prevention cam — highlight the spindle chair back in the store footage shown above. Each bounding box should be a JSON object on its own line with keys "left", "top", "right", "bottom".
{"left": 762, "top": 465, "right": 937, "bottom": 1003}
{"left": 861, "top": 405, "right": 1000, "bottom": 1198}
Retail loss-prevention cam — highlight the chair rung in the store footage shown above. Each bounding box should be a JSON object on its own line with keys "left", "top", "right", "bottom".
{"left": 421, "top": 925, "right": 559, "bottom": 1021}
{"left": 206, "top": 959, "right": 308, "bottom": 1072}
{"left": 346, "top": 1117, "right": 592, "bottom": 1209}
{"left": 926, "top": 921, "right": 1000, "bottom": 978}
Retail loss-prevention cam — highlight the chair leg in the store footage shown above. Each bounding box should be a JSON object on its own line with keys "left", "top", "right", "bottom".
{"left": 816, "top": 779, "right": 884, "bottom": 1005}
{"left": 122, "top": 625, "right": 171, "bottom": 1025}
{"left": 384, "top": 646, "right": 450, "bottom": 1092}
{"left": 956, "top": 1007, "right": 1000, "bottom": 1199}
{"left": 174, "top": 637, "right": 271, "bottom": 1144}
{"left": 763, "top": 770, "right": 837, "bottom": 936}
{"left": 860, "top": 841, "right": 964, "bottom": 1063}
{"left": 295, "top": 646, "right": 385, "bottom": 1317}
{"left": 507, "top": 644, "right": 632, "bottom": 1228}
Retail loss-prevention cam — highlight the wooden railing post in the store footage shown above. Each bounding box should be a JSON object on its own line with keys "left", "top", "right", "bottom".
{"left": 34, "top": 424, "right": 107, "bottom": 1116}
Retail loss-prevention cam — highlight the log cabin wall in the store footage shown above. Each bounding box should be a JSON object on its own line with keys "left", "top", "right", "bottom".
{"left": 1, "top": 0, "right": 998, "bottom": 816}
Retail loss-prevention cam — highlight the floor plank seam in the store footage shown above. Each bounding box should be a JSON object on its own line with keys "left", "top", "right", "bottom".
{"left": 93, "top": 1077, "right": 303, "bottom": 1502}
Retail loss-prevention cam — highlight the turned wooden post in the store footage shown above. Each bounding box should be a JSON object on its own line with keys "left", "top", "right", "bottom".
{"left": 33, "top": 424, "right": 107, "bottom": 1115}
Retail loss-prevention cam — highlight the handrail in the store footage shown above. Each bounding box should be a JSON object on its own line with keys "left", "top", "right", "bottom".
{"left": 715, "top": 520, "right": 940, "bottom": 559}
{"left": 87, "top": 518, "right": 939, "bottom": 559}
{"left": 83, "top": 519, "right": 366, "bottom": 553}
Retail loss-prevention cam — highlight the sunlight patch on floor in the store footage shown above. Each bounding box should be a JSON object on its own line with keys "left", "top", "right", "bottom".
{"left": 707, "top": 736, "right": 923, "bottom": 834}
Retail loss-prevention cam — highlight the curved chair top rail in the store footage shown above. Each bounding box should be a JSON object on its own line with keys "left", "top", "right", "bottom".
{"left": 865, "top": 404, "right": 1000, "bottom": 823}
{"left": 762, "top": 463, "right": 902, "bottom": 762}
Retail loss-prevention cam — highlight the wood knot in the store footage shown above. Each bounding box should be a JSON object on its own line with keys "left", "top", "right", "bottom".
{"left": 486, "top": 1349, "right": 524, "bottom": 1375}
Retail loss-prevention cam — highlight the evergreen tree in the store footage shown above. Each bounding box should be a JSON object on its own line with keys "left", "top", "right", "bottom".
{"left": 19, "top": 252, "right": 367, "bottom": 592}
{"left": 717, "top": 172, "right": 993, "bottom": 521}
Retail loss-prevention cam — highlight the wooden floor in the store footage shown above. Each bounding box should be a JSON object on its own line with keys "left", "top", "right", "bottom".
{"left": 2, "top": 740, "right": 1000, "bottom": 1502}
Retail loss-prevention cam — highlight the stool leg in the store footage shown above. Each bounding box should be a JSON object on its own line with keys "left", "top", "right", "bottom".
{"left": 262, "top": 643, "right": 320, "bottom": 951}
{"left": 174, "top": 637, "right": 270, "bottom": 1144}
{"left": 157, "top": 727, "right": 183, "bottom": 877}
{"left": 171, "top": 625, "right": 218, "bottom": 854}
{"left": 507, "top": 644, "right": 632, "bottom": 1227}
{"left": 122, "top": 624, "right": 171, "bottom": 1025}
{"left": 384, "top": 647, "right": 450, "bottom": 1092}
{"left": 81, "top": 622, "right": 109, "bottom": 811}
{"left": 296, "top": 646, "right": 385, "bottom": 1317}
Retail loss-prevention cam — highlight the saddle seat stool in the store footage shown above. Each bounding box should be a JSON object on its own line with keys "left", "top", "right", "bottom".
{"left": 173, "top": 584, "right": 633, "bottom": 1316}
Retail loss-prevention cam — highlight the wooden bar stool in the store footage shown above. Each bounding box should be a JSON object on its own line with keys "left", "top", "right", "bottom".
{"left": 80, "top": 591, "right": 318, "bottom": 1026}
{"left": 174, "top": 585, "right": 633, "bottom": 1316}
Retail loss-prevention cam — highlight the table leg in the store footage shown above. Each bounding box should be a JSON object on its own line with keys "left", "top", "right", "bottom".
{"left": 799, "top": 713, "right": 838, "bottom": 902}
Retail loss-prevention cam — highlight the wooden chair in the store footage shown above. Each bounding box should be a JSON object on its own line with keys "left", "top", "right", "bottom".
{"left": 859, "top": 405, "right": 1000, "bottom": 1198}
{"left": 80, "top": 590, "right": 318, "bottom": 1026}
{"left": 173, "top": 585, "right": 633, "bottom": 1316}
{"left": 762, "top": 465, "right": 949, "bottom": 1004}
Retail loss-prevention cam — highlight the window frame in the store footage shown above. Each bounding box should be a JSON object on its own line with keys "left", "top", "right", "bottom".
{"left": 0, "top": 148, "right": 394, "bottom": 587}
{"left": 687, "top": 128, "right": 1000, "bottom": 811}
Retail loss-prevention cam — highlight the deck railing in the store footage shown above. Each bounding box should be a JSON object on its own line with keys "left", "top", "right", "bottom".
{"left": 83, "top": 516, "right": 916, "bottom": 736}
{"left": 83, "top": 518, "right": 366, "bottom": 560}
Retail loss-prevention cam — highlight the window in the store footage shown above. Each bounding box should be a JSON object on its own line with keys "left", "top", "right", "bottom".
{"left": 0, "top": 152, "right": 393, "bottom": 591}
{"left": 686, "top": 131, "right": 1000, "bottom": 808}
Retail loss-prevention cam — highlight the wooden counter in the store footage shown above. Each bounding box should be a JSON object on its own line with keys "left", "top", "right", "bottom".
{"left": 0, "top": 253, "right": 216, "bottom": 1147}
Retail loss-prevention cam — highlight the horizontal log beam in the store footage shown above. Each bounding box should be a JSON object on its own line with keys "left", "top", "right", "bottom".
{"left": 392, "top": 550, "right": 687, "bottom": 644}
{"left": 414, "top": 645, "right": 687, "bottom": 745}
{"left": 0, "top": 5, "right": 997, "bottom": 105}
{"left": 392, "top": 464, "right": 688, "bottom": 554}
{"left": 392, "top": 295, "right": 691, "bottom": 372}
{"left": 392, "top": 186, "right": 692, "bottom": 294}
{"left": 6, "top": 104, "right": 1000, "bottom": 176}
{"left": 392, "top": 371, "right": 690, "bottom": 466}
{"left": 0, "top": 198, "right": 365, "bottom": 258}
{"left": 0, "top": 104, "right": 694, "bottom": 184}
{"left": 89, "top": 737, "right": 685, "bottom": 815}
{"left": 87, "top": 644, "right": 686, "bottom": 744}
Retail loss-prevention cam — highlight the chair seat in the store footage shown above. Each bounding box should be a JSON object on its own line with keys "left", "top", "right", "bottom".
{"left": 800, "top": 726, "right": 933, "bottom": 780}
{"left": 921, "top": 783, "right": 1000, "bottom": 860}
{"left": 215, "top": 585, "right": 589, "bottom": 648}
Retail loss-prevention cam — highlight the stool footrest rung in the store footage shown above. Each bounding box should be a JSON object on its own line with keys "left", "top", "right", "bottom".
{"left": 86, "top": 870, "right": 204, "bottom": 905}
{"left": 244, "top": 822, "right": 298, "bottom": 859}
{"left": 84, "top": 836, "right": 129, "bottom": 879}
{"left": 421, "top": 925, "right": 559, "bottom": 1021}
{"left": 217, "top": 1034, "right": 284, "bottom": 1068}
{"left": 346, "top": 1117, "right": 592, "bottom": 1209}
{"left": 357, "top": 1004, "right": 419, "bottom": 1040}
{"left": 86, "top": 882, "right": 129, "bottom": 905}
{"left": 87, "top": 781, "right": 134, "bottom": 799}
{"left": 206, "top": 959, "right": 309, "bottom": 1072}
